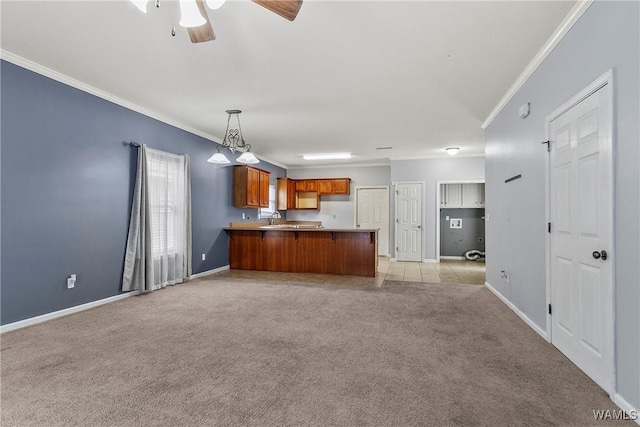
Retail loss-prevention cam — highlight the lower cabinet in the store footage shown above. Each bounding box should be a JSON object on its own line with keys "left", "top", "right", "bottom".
{"left": 227, "top": 230, "right": 377, "bottom": 276}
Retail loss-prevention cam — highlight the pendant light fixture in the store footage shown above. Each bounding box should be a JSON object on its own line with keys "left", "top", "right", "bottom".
{"left": 207, "top": 110, "right": 260, "bottom": 164}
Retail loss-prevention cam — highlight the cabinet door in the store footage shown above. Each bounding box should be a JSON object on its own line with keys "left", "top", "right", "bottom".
{"left": 440, "top": 184, "right": 447, "bottom": 207}
{"left": 277, "top": 178, "right": 288, "bottom": 211}
{"left": 444, "top": 184, "right": 462, "bottom": 208}
{"left": 477, "top": 183, "right": 485, "bottom": 207}
{"left": 287, "top": 179, "right": 297, "bottom": 209}
{"left": 318, "top": 179, "right": 334, "bottom": 195}
{"left": 305, "top": 180, "right": 318, "bottom": 192}
{"left": 259, "top": 170, "right": 270, "bottom": 208}
{"left": 462, "top": 183, "right": 479, "bottom": 208}
{"left": 332, "top": 179, "right": 350, "bottom": 195}
{"left": 247, "top": 167, "right": 260, "bottom": 207}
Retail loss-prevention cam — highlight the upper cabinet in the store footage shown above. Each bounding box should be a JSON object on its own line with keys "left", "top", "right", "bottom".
{"left": 295, "top": 179, "right": 318, "bottom": 192}
{"left": 441, "top": 183, "right": 485, "bottom": 209}
{"left": 233, "top": 165, "right": 271, "bottom": 208}
{"left": 461, "top": 183, "right": 485, "bottom": 208}
{"left": 318, "top": 178, "right": 351, "bottom": 195}
{"left": 276, "top": 177, "right": 351, "bottom": 210}
{"left": 440, "top": 183, "right": 462, "bottom": 208}
{"left": 277, "top": 178, "right": 297, "bottom": 210}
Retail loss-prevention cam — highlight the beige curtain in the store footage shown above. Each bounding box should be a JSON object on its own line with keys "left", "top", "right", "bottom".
{"left": 122, "top": 144, "right": 192, "bottom": 292}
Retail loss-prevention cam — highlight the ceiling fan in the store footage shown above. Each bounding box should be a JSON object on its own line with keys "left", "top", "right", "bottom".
{"left": 131, "top": 0, "right": 303, "bottom": 43}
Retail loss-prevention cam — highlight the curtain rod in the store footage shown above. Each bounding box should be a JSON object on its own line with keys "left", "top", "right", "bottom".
{"left": 123, "top": 141, "right": 140, "bottom": 147}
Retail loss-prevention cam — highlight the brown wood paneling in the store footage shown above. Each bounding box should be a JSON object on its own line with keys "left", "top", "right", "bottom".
{"left": 261, "top": 231, "right": 298, "bottom": 272}
{"left": 228, "top": 230, "right": 263, "bottom": 270}
{"left": 226, "top": 229, "right": 377, "bottom": 276}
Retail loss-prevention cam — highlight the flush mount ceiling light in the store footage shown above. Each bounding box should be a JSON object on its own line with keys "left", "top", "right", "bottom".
{"left": 302, "top": 153, "right": 352, "bottom": 161}
{"left": 445, "top": 147, "right": 460, "bottom": 156}
{"left": 207, "top": 110, "right": 259, "bottom": 165}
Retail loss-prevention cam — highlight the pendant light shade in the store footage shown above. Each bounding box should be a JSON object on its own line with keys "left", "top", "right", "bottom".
{"left": 207, "top": 151, "right": 231, "bottom": 164}
{"left": 236, "top": 152, "right": 259, "bottom": 164}
{"left": 179, "top": 0, "right": 206, "bottom": 27}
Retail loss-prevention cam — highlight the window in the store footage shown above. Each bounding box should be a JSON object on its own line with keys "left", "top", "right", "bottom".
{"left": 147, "top": 150, "right": 185, "bottom": 257}
{"left": 259, "top": 185, "right": 277, "bottom": 218}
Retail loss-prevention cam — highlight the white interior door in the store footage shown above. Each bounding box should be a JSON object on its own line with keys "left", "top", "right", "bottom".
{"left": 396, "top": 182, "right": 422, "bottom": 262}
{"left": 356, "top": 187, "right": 390, "bottom": 256}
{"left": 549, "top": 81, "right": 613, "bottom": 392}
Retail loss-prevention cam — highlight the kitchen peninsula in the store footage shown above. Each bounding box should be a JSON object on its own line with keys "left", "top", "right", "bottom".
{"left": 224, "top": 222, "right": 378, "bottom": 277}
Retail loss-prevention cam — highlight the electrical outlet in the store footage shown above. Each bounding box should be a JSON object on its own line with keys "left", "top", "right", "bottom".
{"left": 201, "top": 253, "right": 206, "bottom": 261}
{"left": 500, "top": 270, "right": 510, "bottom": 284}
{"left": 242, "top": 213, "right": 246, "bottom": 219}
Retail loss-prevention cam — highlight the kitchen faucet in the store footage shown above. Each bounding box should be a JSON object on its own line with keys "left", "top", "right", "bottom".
{"left": 268, "top": 211, "right": 282, "bottom": 225}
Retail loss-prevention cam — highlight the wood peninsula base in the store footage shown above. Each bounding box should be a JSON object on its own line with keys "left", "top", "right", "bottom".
{"left": 225, "top": 228, "right": 378, "bottom": 277}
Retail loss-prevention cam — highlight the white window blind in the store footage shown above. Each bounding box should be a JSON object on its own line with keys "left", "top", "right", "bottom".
{"left": 146, "top": 149, "right": 185, "bottom": 257}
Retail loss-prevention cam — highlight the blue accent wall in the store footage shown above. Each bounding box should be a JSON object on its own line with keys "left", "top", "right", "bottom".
{"left": 0, "top": 60, "right": 286, "bottom": 325}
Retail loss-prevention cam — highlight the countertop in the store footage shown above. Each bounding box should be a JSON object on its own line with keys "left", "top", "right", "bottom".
{"left": 224, "top": 226, "right": 378, "bottom": 233}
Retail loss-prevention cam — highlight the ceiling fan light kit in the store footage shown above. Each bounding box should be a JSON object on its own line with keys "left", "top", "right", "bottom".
{"left": 179, "top": 0, "right": 207, "bottom": 27}
{"left": 205, "top": 0, "right": 226, "bottom": 10}
{"left": 130, "top": 0, "right": 148, "bottom": 13}
{"left": 130, "top": 0, "right": 302, "bottom": 43}
{"left": 208, "top": 110, "right": 260, "bottom": 165}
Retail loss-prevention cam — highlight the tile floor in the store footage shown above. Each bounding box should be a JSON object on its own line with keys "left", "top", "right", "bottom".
{"left": 211, "top": 258, "right": 485, "bottom": 288}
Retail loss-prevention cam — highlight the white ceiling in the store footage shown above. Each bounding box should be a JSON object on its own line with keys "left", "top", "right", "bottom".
{"left": 1, "top": 0, "right": 576, "bottom": 167}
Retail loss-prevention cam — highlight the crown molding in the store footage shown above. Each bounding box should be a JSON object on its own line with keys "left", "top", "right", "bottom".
{"left": 481, "top": 0, "right": 594, "bottom": 129}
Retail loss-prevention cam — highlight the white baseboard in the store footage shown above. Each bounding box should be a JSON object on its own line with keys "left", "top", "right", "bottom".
{"left": 484, "top": 281, "right": 548, "bottom": 341}
{"left": 188, "top": 265, "right": 230, "bottom": 280}
{"left": 1, "top": 292, "right": 138, "bottom": 334}
{"left": 423, "top": 259, "right": 438, "bottom": 264}
{"left": 612, "top": 394, "right": 640, "bottom": 425}
{"left": 440, "top": 256, "right": 466, "bottom": 260}
{"left": 390, "top": 258, "right": 397, "bottom": 262}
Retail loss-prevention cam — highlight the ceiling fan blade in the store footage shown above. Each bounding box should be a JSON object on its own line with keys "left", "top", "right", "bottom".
{"left": 188, "top": 0, "right": 215, "bottom": 43}
{"left": 251, "top": 0, "right": 303, "bottom": 21}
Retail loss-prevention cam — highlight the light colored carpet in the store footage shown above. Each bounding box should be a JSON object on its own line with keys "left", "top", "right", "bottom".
{"left": 0, "top": 277, "right": 630, "bottom": 426}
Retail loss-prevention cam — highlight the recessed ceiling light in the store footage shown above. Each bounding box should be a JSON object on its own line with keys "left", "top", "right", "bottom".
{"left": 303, "top": 153, "right": 352, "bottom": 160}
{"left": 445, "top": 147, "right": 460, "bottom": 156}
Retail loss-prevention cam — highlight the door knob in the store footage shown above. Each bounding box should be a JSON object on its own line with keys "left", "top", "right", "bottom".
{"left": 592, "top": 250, "right": 608, "bottom": 260}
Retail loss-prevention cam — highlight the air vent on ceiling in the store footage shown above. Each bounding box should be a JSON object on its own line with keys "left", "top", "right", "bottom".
{"left": 376, "top": 147, "right": 393, "bottom": 150}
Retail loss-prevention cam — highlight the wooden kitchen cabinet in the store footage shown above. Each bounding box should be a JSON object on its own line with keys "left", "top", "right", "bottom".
{"left": 295, "top": 179, "right": 318, "bottom": 192}
{"left": 233, "top": 165, "right": 271, "bottom": 208}
{"left": 277, "top": 178, "right": 297, "bottom": 210}
{"left": 318, "top": 178, "right": 351, "bottom": 195}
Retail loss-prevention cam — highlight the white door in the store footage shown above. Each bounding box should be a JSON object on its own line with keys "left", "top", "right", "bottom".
{"left": 396, "top": 182, "right": 422, "bottom": 262}
{"left": 356, "top": 187, "right": 390, "bottom": 256}
{"left": 549, "top": 82, "right": 613, "bottom": 392}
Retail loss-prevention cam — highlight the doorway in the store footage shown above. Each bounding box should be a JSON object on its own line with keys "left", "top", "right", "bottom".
{"left": 395, "top": 182, "right": 423, "bottom": 262}
{"left": 436, "top": 181, "right": 486, "bottom": 262}
{"left": 547, "top": 71, "right": 614, "bottom": 394}
{"left": 355, "top": 186, "right": 390, "bottom": 257}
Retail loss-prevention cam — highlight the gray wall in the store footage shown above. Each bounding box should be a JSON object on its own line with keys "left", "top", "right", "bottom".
{"left": 440, "top": 208, "right": 485, "bottom": 257}
{"left": 389, "top": 157, "right": 485, "bottom": 260}
{"left": 484, "top": 1, "right": 639, "bottom": 408}
{"left": 0, "top": 60, "right": 286, "bottom": 325}
{"left": 286, "top": 165, "right": 391, "bottom": 229}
